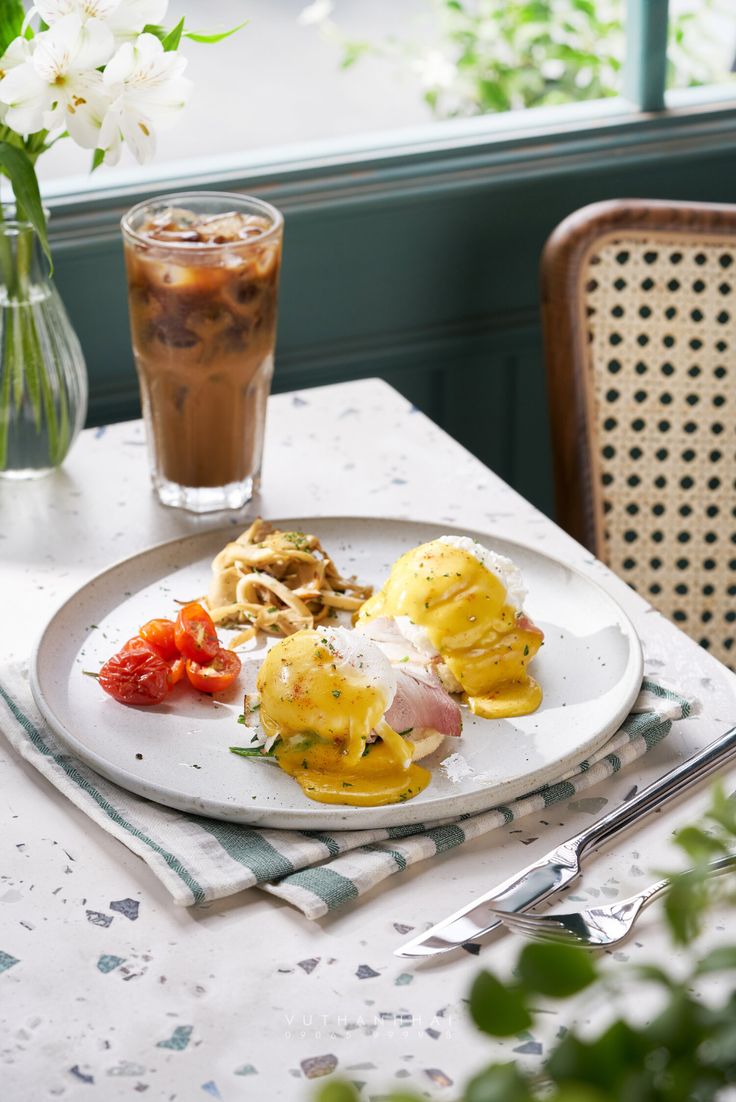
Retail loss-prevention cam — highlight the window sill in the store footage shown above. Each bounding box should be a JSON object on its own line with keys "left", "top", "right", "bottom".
{"left": 44, "top": 83, "right": 736, "bottom": 237}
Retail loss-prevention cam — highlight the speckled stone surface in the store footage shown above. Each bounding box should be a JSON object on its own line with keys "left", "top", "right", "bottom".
{"left": 1, "top": 378, "right": 735, "bottom": 1101}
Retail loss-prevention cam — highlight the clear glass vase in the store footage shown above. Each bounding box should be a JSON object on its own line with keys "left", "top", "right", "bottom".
{"left": 0, "top": 218, "right": 88, "bottom": 479}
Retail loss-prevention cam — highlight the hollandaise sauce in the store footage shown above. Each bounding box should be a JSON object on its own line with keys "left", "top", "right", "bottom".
{"left": 274, "top": 736, "right": 430, "bottom": 806}
{"left": 358, "top": 540, "right": 543, "bottom": 719}
{"left": 256, "top": 628, "right": 430, "bottom": 806}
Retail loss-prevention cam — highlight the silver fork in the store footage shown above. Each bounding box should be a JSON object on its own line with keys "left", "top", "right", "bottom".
{"left": 493, "top": 853, "right": 736, "bottom": 948}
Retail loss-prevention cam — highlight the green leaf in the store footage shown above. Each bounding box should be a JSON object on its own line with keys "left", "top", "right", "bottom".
{"left": 184, "top": 21, "right": 248, "bottom": 45}
{"left": 229, "top": 746, "right": 274, "bottom": 758}
{"left": 517, "top": 942, "right": 596, "bottom": 999}
{"left": 469, "top": 971, "right": 532, "bottom": 1037}
{"left": 91, "top": 148, "right": 105, "bottom": 172}
{"left": 162, "top": 16, "right": 185, "bottom": 52}
{"left": 0, "top": 0, "right": 25, "bottom": 55}
{"left": 633, "top": 963, "right": 676, "bottom": 988}
{"left": 665, "top": 869, "right": 709, "bottom": 945}
{"left": 706, "top": 783, "right": 736, "bottom": 836}
{"left": 696, "top": 945, "right": 736, "bottom": 975}
{"left": 548, "top": 1020, "right": 644, "bottom": 1090}
{"left": 314, "top": 1084, "right": 361, "bottom": 1102}
{"left": 0, "top": 142, "right": 51, "bottom": 273}
{"left": 674, "top": 825, "right": 726, "bottom": 862}
{"left": 466, "top": 1062, "right": 533, "bottom": 1102}
{"left": 142, "top": 22, "right": 166, "bottom": 42}
{"left": 644, "top": 987, "right": 700, "bottom": 1050}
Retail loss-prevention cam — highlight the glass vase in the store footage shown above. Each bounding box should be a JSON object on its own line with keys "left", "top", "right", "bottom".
{"left": 0, "top": 218, "right": 88, "bottom": 479}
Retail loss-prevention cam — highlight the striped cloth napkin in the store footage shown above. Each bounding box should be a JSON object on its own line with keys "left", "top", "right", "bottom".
{"left": 0, "top": 669, "right": 693, "bottom": 920}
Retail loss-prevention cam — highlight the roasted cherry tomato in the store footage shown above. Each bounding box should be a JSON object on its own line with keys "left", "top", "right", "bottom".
{"left": 185, "top": 647, "right": 242, "bottom": 694}
{"left": 174, "top": 602, "right": 219, "bottom": 663}
{"left": 168, "top": 656, "right": 186, "bottom": 686}
{"left": 139, "top": 618, "right": 179, "bottom": 660}
{"left": 98, "top": 646, "right": 171, "bottom": 706}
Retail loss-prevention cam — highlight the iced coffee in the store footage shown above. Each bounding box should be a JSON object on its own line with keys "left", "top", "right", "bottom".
{"left": 121, "top": 193, "right": 283, "bottom": 512}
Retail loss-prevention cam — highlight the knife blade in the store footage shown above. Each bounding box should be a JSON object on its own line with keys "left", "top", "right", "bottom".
{"left": 395, "top": 721, "right": 736, "bottom": 958}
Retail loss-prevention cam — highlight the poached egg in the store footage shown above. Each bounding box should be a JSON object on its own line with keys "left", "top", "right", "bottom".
{"left": 356, "top": 535, "right": 544, "bottom": 719}
{"left": 256, "top": 626, "right": 434, "bottom": 806}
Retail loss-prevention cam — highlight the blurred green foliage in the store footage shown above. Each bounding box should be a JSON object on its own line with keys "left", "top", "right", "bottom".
{"left": 321, "top": 0, "right": 729, "bottom": 118}
{"left": 313, "top": 783, "right": 736, "bottom": 1101}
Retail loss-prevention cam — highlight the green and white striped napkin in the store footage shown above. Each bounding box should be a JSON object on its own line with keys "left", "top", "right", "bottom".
{"left": 0, "top": 669, "right": 693, "bottom": 920}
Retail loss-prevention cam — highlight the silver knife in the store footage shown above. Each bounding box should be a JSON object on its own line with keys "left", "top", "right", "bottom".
{"left": 395, "top": 721, "right": 736, "bottom": 958}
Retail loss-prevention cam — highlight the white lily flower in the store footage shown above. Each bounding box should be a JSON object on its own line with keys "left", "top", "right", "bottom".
{"left": 108, "top": 0, "right": 169, "bottom": 42}
{"left": 34, "top": 0, "right": 120, "bottom": 21}
{"left": 412, "top": 49, "right": 457, "bottom": 91}
{"left": 99, "top": 32, "right": 190, "bottom": 164}
{"left": 32, "top": 0, "right": 167, "bottom": 42}
{"left": 0, "top": 36, "right": 34, "bottom": 123}
{"left": 298, "top": 0, "right": 334, "bottom": 27}
{"left": 0, "top": 13, "right": 113, "bottom": 143}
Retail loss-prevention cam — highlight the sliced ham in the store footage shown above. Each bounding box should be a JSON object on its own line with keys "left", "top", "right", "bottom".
{"left": 385, "top": 668, "right": 462, "bottom": 739}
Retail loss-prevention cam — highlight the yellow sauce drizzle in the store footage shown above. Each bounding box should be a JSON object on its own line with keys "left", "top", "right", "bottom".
{"left": 358, "top": 541, "right": 543, "bottom": 719}
{"left": 256, "top": 629, "right": 428, "bottom": 806}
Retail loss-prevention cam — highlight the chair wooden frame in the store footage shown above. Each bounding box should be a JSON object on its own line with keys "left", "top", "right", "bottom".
{"left": 540, "top": 198, "right": 736, "bottom": 559}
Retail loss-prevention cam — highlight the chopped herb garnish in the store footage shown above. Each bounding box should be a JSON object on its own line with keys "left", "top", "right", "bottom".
{"left": 523, "top": 644, "right": 529, "bottom": 656}
{"left": 332, "top": 689, "right": 342, "bottom": 698}
{"left": 398, "top": 656, "right": 410, "bottom": 663}
{"left": 342, "top": 782, "right": 353, "bottom": 788}
{"left": 398, "top": 727, "right": 414, "bottom": 736}
{"left": 267, "top": 606, "right": 279, "bottom": 613}
{"left": 237, "top": 713, "right": 247, "bottom": 724}
{"left": 229, "top": 746, "right": 275, "bottom": 758}
{"left": 82, "top": 669, "right": 100, "bottom": 679}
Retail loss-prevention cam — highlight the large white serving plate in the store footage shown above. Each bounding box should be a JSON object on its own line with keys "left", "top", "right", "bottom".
{"left": 31, "top": 518, "right": 643, "bottom": 830}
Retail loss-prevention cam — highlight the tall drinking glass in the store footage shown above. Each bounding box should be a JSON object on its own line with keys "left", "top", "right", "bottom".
{"left": 122, "top": 192, "right": 283, "bottom": 512}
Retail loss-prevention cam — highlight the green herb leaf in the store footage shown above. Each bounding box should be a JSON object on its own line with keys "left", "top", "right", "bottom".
{"left": 0, "top": 142, "right": 52, "bottom": 272}
{"left": 229, "top": 746, "right": 274, "bottom": 758}
{"left": 332, "top": 689, "right": 341, "bottom": 698}
{"left": 161, "top": 16, "right": 185, "bottom": 51}
{"left": 517, "top": 942, "right": 596, "bottom": 999}
{"left": 184, "top": 21, "right": 248, "bottom": 44}
{"left": 469, "top": 971, "right": 531, "bottom": 1037}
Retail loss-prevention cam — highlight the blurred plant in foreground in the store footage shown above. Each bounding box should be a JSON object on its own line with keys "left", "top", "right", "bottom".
{"left": 314, "top": 782, "right": 736, "bottom": 1101}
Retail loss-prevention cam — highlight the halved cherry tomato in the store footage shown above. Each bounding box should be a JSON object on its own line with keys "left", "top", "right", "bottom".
{"left": 168, "top": 656, "right": 186, "bottom": 686}
{"left": 174, "top": 602, "right": 219, "bottom": 664}
{"left": 98, "top": 646, "right": 171, "bottom": 706}
{"left": 139, "top": 618, "right": 179, "bottom": 661}
{"left": 185, "top": 647, "right": 242, "bottom": 694}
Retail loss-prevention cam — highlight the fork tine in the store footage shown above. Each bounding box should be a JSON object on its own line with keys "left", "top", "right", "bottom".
{"left": 499, "top": 919, "right": 581, "bottom": 945}
{"left": 489, "top": 908, "right": 568, "bottom": 931}
{"left": 494, "top": 912, "right": 582, "bottom": 943}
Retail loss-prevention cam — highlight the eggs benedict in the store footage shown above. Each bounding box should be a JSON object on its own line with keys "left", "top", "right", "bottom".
{"left": 252, "top": 626, "right": 461, "bottom": 806}
{"left": 355, "top": 535, "right": 544, "bottom": 719}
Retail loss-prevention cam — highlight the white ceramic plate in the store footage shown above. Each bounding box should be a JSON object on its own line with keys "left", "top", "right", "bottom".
{"left": 31, "top": 518, "right": 643, "bottom": 830}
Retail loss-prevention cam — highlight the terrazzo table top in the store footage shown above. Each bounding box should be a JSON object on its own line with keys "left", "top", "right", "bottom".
{"left": 2, "top": 377, "right": 735, "bottom": 1101}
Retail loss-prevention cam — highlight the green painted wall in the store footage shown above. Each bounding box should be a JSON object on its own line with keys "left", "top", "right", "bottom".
{"left": 49, "top": 109, "right": 736, "bottom": 519}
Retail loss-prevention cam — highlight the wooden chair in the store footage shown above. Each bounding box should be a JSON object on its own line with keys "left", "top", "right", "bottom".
{"left": 541, "top": 199, "right": 736, "bottom": 668}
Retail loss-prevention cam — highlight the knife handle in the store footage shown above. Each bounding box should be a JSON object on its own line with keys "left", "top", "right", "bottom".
{"left": 571, "top": 722, "right": 736, "bottom": 858}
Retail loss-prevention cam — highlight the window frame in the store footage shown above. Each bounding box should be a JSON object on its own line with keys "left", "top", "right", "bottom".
{"left": 42, "top": 0, "right": 736, "bottom": 231}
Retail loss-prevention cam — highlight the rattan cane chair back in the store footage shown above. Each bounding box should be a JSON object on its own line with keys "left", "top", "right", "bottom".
{"left": 541, "top": 199, "right": 736, "bottom": 668}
